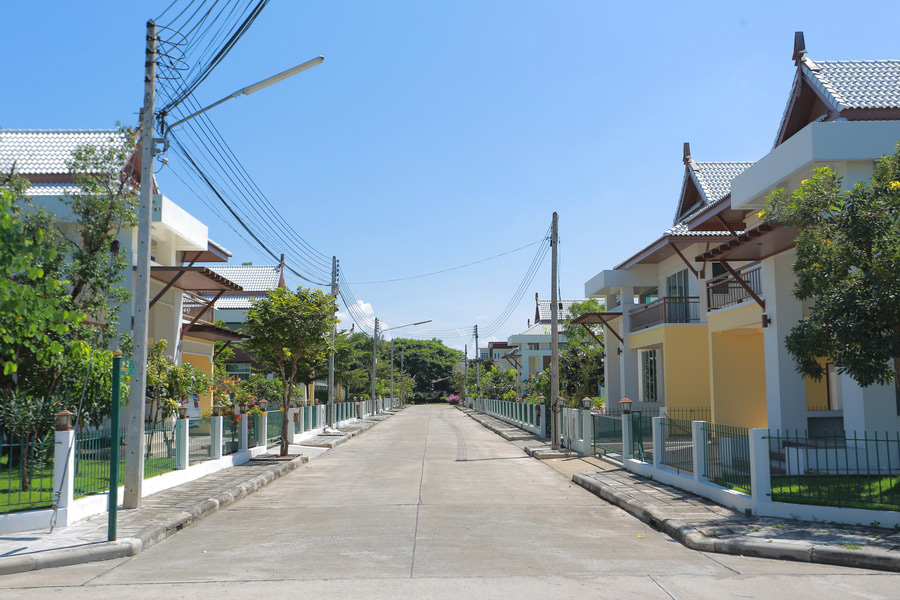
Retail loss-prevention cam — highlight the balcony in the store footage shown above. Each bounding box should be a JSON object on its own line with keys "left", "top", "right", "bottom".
{"left": 182, "top": 291, "right": 215, "bottom": 325}
{"left": 629, "top": 297, "right": 699, "bottom": 332}
{"left": 706, "top": 263, "right": 761, "bottom": 310}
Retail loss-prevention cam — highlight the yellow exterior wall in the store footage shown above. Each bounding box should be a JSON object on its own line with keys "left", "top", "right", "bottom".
{"left": 661, "top": 326, "right": 711, "bottom": 410}
{"left": 182, "top": 350, "right": 214, "bottom": 413}
{"left": 805, "top": 357, "right": 829, "bottom": 410}
{"left": 707, "top": 302, "right": 762, "bottom": 333}
{"left": 630, "top": 325, "right": 711, "bottom": 410}
{"left": 709, "top": 331, "right": 767, "bottom": 427}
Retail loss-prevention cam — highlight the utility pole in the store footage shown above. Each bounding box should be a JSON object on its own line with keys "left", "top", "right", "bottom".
{"left": 124, "top": 20, "right": 157, "bottom": 508}
{"left": 550, "top": 211, "right": 560, "bottom": 450}
{"left": 371, "top": 318, "right": 379, "bottom": 414}
{"left": 327, "top": 256, "right": 338, "bottom": 430}
{"left": 464, "top": 343, "right": 468, "bottom": 405}
{"left": 390, "top": 339, "right": 394, "bottom": 404}
{"left": 474, "top": 325, "right": 480, "bottom": 400}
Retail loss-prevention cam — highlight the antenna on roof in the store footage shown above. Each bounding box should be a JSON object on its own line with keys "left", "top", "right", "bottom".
{"left": 792, "top": 31, "right": 807, "bottom": 65}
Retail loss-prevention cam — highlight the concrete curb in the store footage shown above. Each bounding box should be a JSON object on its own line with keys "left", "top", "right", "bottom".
{"left": 572, "top": 472, "right": 900, "bottom": 573}
{"left": 0, "top": 411, "right": 397, "bottom": 576}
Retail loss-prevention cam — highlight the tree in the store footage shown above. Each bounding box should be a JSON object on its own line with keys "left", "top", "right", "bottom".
{"left": 764, "top": 145, "right": 900, "bottom": 392}
{"left": 481, "top": 366, "right": 518, "bottom": 400}
{"left": 241, "top": 286, "right": 337, "bottom": 455}
{"left": 386, "top": 338, "right": 462, "bottom": 393}
{"left": 560, "top": 299, "right": 605, "bottom": 400}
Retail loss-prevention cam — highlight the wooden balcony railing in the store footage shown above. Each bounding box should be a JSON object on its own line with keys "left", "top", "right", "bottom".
{"left": 182, "top": 291, "right": 215, "bottom": 325}
{"left": 629, "top": 297, "right": 699, "bottom": 332}
{"left": 706, "top": 263, "right": 762, "bottom": 310}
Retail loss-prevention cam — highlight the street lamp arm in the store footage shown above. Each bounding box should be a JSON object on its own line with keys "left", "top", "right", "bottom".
{"left": 381, "top": 320, "right": 432, "bottom": 333}
{"left": 165, "top": 55, "right": 324, "bottom": 132}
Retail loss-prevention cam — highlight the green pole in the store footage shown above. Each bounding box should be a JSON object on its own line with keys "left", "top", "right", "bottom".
{"left": 108, "top": 349, "right": 122, "bottom": 541}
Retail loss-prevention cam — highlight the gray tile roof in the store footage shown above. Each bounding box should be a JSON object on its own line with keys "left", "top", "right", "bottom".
{"left": 693, "top": 162, "right": 754, "bottom": 204}
{"left": 208, "top": 265, "right": 281, "bottom": 293}
{"left": 213, "top": 295, "right": 259, "bottom": 310}
{"left": 807, "top": 60, "right": 900, "bottom": 110}
{"left": 24, "top": 182, "right": 82, "bottom": 197}
{"left": 664, "top": 222, "right": 738, "bottom": 236}
{"left": 536, "top": 299, "right": 580, "bottom": 322}
{"left": 0, "top": 129, "right": 125, "bottom": 175}
{"left": 515, "top": 323, "right": 553, "bottom": 337}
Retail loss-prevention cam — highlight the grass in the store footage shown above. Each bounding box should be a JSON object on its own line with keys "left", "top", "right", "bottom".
{"left": 771, "top": 474, "right": 900, "bottom": 512}
{"left": 0, "top": 456, "right": 176, "bottom": 514}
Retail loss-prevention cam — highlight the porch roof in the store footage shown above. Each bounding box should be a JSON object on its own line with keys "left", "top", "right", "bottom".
{"left": 182, "top": 323, "right": 246, "bottom": 343}
{"left": 694, "top": 222, "right": 799, "bottom": 262}
{"left": 150, "top": 266, "right": 243, "bottom": 292}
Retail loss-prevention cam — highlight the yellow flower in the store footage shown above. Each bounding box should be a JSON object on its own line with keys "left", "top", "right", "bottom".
{"left": 756, "top": 210, "right": 766, "bottom": 220}
{"left": 889, "top": 181, "right": 900, "bottom": 191}
{"left": 801, "top": 179, "right": 809, "bottom": 185}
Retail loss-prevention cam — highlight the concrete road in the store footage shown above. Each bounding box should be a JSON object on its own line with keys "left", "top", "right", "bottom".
{"left": 3, "top": 405, "right": 898, "bottom": 599}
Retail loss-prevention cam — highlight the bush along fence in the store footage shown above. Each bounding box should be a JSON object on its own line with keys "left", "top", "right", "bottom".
{"left": 475, "top": 401, "right": 900, "bottom": 527}
{"left": 0, "top": 398, "right": 396, "bottom": 535}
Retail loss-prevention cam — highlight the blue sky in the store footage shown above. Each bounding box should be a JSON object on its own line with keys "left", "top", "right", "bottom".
{"left": 3, "top": 1, "right": 899, "bottom": 353}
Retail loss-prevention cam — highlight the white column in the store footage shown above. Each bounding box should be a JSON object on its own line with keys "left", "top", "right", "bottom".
{"left": 210, "top": 415, "right": 223, "bottom": 460}
{"left": 175, "top": 418, "right": 189, "bottom": 470}
{"left": 762, "top": 250, "right": 806, "bottom": 431}
{"left": 749, "top": 428, "right": 771, "bottom": 505}
{"left": 622, "top": 413, "right": 634, "bottom": 459}
{"left": 692, "top": 421, "right": 707, "bottom": 482}
{"left": 53, "top": 429, "right": 75, "bottom": 513}
{"left": 285, "top": 408, "right": 296, "bottom": 444}
{"left": 258, "top": 413, "right": 268, "bottom": 448}
{"left": 582, "top": 409, "right": 593, "bottom": 454}
{"left": 652, "top": 416, "right": 664, "bottom": 469}
{"left": 239, "top": 413, "right": 249, "bottom": 451}
{"left": 618, "top": 287, "right": 640, "bottom": 405}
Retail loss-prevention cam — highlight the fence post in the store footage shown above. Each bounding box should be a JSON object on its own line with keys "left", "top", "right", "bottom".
{"left": 210, "top": 415, "right": 223, "bottom": 460}
{"left": 692, "top": 421, "right": 707, "bottom": 482}
{"left": 53, "top": 429, "right": 75, "bottom": 516}
{"left": 622, "top": 413, "right": 634, "bottom": 459}
{"left": 175, "top": 417, "right": 189, "bottom": 470}
{"left": 258, "top": 413, "right": 268, "bottom": 448}
{"left": 582, "top": 409, "right": 593, "bottom": 453}
{"left": 239, "top": 413, "right": 249, "bottom": 451}
{"left": 285, "top": 408, "right": 296, "bottom": 444}
{"left": 652, "top": 416, "right": 664, "bottom": 469}
{"left": 749, "top": 428, "right": 771, "bottom": 506}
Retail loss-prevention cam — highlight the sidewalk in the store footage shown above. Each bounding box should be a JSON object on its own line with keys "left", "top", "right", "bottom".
{"left": 575, "top": 469, "right": 900, "bottom": 572}
{"left": 464, "top": 406, "right": 900, "bottom": 573}
{"left": 0, "top": 409, "right": 401, "bottom": 576}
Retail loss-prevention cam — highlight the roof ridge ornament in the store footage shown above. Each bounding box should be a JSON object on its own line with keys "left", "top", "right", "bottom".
{"left": 793, "top": 31, "right": 819, "bottom": 71}
{"left": 683, "top": 142, "right": 699, "bottom": 172}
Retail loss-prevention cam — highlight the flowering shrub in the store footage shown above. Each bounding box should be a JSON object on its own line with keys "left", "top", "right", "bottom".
{"left": 446, "top": 394, "right": 461, "bottom": 405}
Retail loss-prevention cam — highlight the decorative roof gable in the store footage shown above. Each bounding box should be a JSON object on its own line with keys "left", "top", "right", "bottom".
{"left": 775, "top": 32, "right": 900, "bottom": 147}
{"left": 674, "top": 143, "right": 752, "bottom": 223}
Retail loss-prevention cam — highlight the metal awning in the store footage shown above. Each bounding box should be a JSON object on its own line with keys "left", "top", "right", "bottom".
{"left": 571, "top": 312, "right": 622, "bottom": 345}
{"left": 694, "top": 222, "right": 799, "bottom": 262}
{"left": 176, "top": 241, "right": 231, "bottom": 264}
{"left": 182, "top": 323, "right": 246, "bottom": 343}
{"left": 150, "top": 266, "right": 243, "bottom": 292}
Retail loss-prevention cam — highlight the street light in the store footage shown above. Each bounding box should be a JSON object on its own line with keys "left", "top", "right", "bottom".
{"left": 371, "top": 319, "right": 431, "bottom": 414}
{"left": 165, "top": 56, "right": 324, "bottom": 133}
{"left": 125, "top": 28, "right": 324, "bottom": 510}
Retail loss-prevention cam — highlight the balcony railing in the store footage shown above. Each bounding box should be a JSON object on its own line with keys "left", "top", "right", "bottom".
{"left": 182, "top": 291, "right": 215, "bottom": 325}
{"left": 629, "top": 297, "right": 699, "bottom": 332}
{"left": 706, "top": 263, "right": 762, "bottom": 310}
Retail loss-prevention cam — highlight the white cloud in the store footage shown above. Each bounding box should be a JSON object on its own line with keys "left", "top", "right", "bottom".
{"left": 354, "top": 300, "right": 374, "bottom": 316}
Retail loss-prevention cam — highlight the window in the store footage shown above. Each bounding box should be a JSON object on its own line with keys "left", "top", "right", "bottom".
{"left": 639, "top": 288, "right": 659, "bottom": 304}
{"left": 666, "top": 269, "right": 689, "bottom": 297}
{"left": 480, "top": 352, "right": 488, "bottom": 359}
{"left": 225, "top": 363, "right": 251, "bottom": 381}
{"left": 826, "top": 363, "right": 841, "bottom": 410}
{"left": 665, "top": 269, "right": 691, "bottom": 322}
{"left": 493, "top": 352, "right": 501, "bottom": 359}
{"left": 640, "top": 350, "right": 658, "bottom": 403}
{"left": 528, "top": 343, "right": 540, "bottom": 351}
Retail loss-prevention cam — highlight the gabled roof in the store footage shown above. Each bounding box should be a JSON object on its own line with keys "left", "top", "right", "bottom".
{"left": 674, "top": 143, "right": 753, "bottom": 223}
{"left": 0, "top": 129, "right": 125, "bottom": 175}
{"left": 208, "top": 265, "right": 283, "bottom": 293}
{"left": 775, "top": 33, "right": 900, "bottom": 147}
{"left": 212, "top": 295, "right": 259, "bottom": 310}
{"left": 535, "top": 295, "right": 580, "bottom": 323}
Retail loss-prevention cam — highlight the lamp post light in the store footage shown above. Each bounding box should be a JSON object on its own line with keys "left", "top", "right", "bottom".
{"left": 56, "top": 410, "right": 76, "bottom": 432}
{"left": 177, "top": 405, "right": 188, "bottom": 420}
{"left": 258, "top": 400, "right": 268, "bottom": 413}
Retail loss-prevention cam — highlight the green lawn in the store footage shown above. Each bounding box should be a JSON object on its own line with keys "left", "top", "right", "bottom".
{"left": 1, "top": 456, "right": 176, "bottom": 514}
{"left": 771, "top": 474, "right": 900, "bottom": 512}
